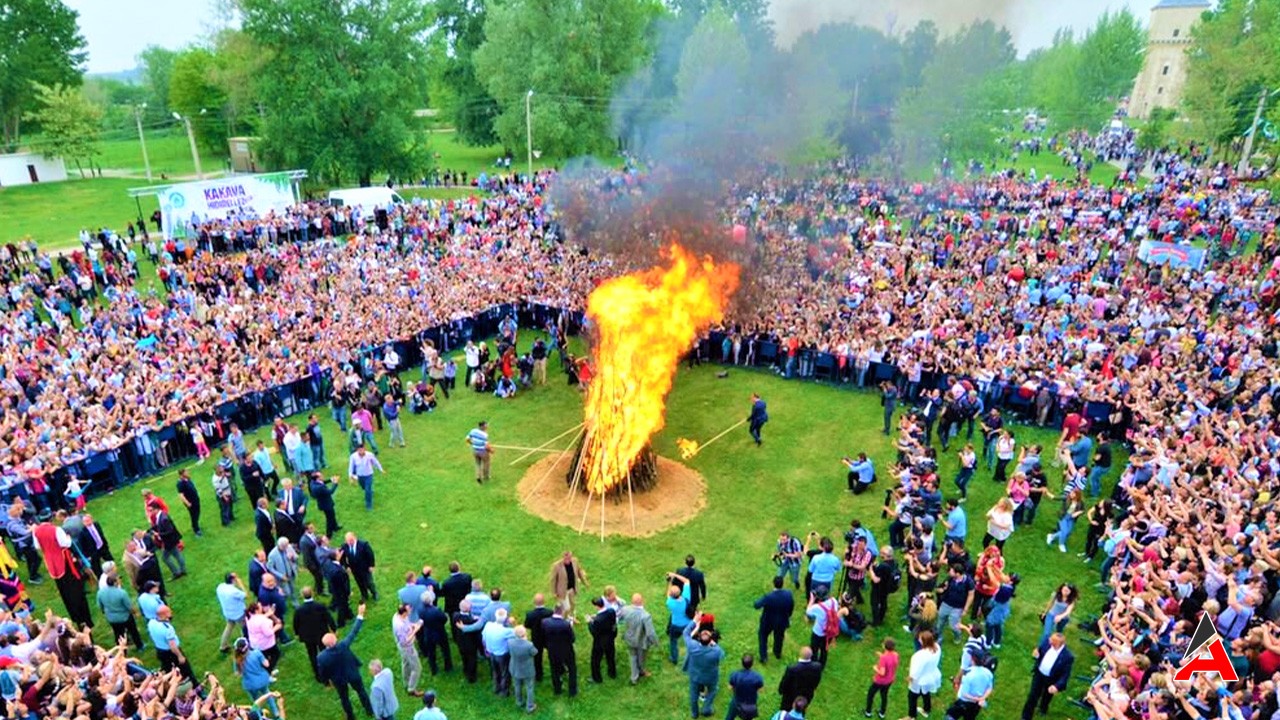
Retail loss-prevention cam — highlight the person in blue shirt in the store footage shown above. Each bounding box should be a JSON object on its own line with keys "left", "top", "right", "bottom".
{"left": 943, "top": 499, "right": 968, "bottom": 544}
{"left": 233, "top": 637, "right": 281, "bottom": 717}
{"left": 747, "top": 394, "right": 768, "bottom": 446}
{"left": 726, "top": 653, "right": 765, "bottom": 720}
{"left": 806, "top": 539, "right": 841, "bottom": 595}
{"left": 954, "top": 660, "right": 995, "bottom": 718}
{"left": 844, "top": 454, "right": 875, "bottom": 494}
{"left": 666, "top": 572, "right": 693, "bottom": 664}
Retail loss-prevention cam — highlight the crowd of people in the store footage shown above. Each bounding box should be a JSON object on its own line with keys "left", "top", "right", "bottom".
{"left": 0, "top": 129, "right": 1275, "bottom": 719}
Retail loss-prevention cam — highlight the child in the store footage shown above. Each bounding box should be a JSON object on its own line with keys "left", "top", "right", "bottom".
{"left": 864, "top": 638, "right": 898, "bottom": 718}
{"left": 63, "top": 476, "right": 90, "bottom": 512}
{"left": 192, "top": 423, "right": 210, "bottom": 463}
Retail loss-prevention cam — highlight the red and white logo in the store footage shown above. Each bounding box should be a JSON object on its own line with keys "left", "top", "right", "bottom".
{"left": 1173, "top": 613, "right": 1239, "bottom": 683}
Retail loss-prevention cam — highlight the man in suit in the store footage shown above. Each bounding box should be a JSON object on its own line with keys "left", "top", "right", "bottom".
{"left": 309, "top": 474, "right": 341, "bottom": 537}
{"left": 441, "top": 562, "right": 471, "bottom": 616}
{"left": 748, "top": 393, "right": 769, "bottom": 446}
{"left": 508, "top": 625, "right": 538, "bottom": 713}
{"left": 1021, "top": 632, "right": 1073, "bottom": 720}
{"left": 617, "top": 593, "right": 659, "bottom": 686}
{"left": 254, "top": 498, "right": 275, "bottom": 554}
{"left": 417, "top": 589, "right": 452, "bottom": 675}
{"left": 274, "top": 500, "right": 302, "bottom": 546}
{"left": 151, "top": 504, "right": 186, "bottom": 579}
{"left": 542, "top": 603, "right": 578, "bottom": 697}
{"left": 279, "top": 477, "right": 307, "bottom": 530}
{"left": 452, "top": 598, "right": 484, "bottom": 684}
{"left": 240, "top": 455, "right": 266, "bottom": 511}
{"left": 77, "top": 513, "right": 112, "bottom": 576}
{"left": 586, "top": 596, "right": 617, "bottom": 683}
{"left": 247, "top": 550, "right": 272, "bottom": 596}
{"left": 524, "top": 593, "right": 554, "bottom": 681}
{"left": 754, "top": 576, "right": 795, "bottom": 664}
{"left": 266, "top": 537, "right": 298, "bottom": 604}
{"left": 175, "top": 469, "right": 202, "bottom": 537}
{"left": 317, "top": 603, "right": 373, "bottom": 720}
{"left": 299, "top": 523, "right": 326, "bottom": 596}
{"left": 341, "top": 531, "right": 378, "bottom": 602}
{"left": 294, "top": 586, "right": 335, "bottom": 681}
{"left": 778, "top": 646, "right": 823, "bottom": 712}
{"left": 683, "top": 614, "right": 725, "bottom": 718}
{"left": 676, "top": 555, "right": 706, "bottom": 613}
{"left": 549, "top": 551, "right": 588, "bottom": 615}
{"left": 325, "top": 548, "right": 355, "bottom": 627}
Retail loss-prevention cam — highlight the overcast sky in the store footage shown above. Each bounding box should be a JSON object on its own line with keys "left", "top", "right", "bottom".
{"left": 69, "top": 0, "right": 1156, "bottom": 74}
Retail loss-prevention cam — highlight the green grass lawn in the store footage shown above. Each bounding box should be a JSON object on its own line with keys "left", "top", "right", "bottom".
{"left": 1000, "top": 151, "right": 1125, "bottom": 186}
{"left": 0, "top": 178, "right": 160, "bottom": 249}
{"left": 95, "top": 129, "right": 222, "bottom": 179}
{"left": 29, "top": 347, "right": 1108, "bottom": 720}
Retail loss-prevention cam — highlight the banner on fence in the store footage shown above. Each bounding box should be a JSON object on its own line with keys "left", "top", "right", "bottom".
{"left": 1137, "top": 240, "right": 1207, "bottom": 271}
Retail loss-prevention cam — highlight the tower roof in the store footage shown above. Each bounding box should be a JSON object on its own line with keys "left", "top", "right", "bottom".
{"left": 1153, "top": 0, "right": 1210, "bottom": 8}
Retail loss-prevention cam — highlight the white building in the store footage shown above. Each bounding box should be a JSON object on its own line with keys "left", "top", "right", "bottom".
{"left": 0, "top": 152, "right": 68, "bottom": 187}
{"left": 1129, "top": 0, "right": 1211, "bottom": 120}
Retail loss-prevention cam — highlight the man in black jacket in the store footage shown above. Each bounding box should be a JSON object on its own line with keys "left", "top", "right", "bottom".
{"left": 77, "top": 514, "right": 112, "bottom": 577}
{"left": 293, "top": 586, "right": 335, "bottom": 681}
{"left": 340, "top": 531, "right": 378, "bottom": 602}
{"left": 151, "top": 506, "right": 186, "bottom": 580}
{"left": 524, "top": 592, "right": 554, "bottom": 681}
{"left": 308, "top": 474, "right": 341, "bottom": 537}
{"left": 676, "top": 555, "right": 707, "bottom": 613}
{"left": 240, "top": 456, "right": 265, "bottom": 511}
{"left": 441, "top": 562, "right": 472, "bottom": 615}
{"left": 324, "top": 549, "right": 355, "bottom": 627}
{"left": 417, "top": 593, "right": 452, "bottom": 675}
{"left": 253, "top": 498, "right": 275, "bottom": 554}
{"left": 542, "top": 603, "right": 578, "bottom": 696}
{"left": 299, "top": 523, "right": 325, "bottom": 596}
{"left": 753, "top": 576, "right": 794, "bottom": 663}
{"left": 587, "top": 596, "right": 617, "bottom": 683}
{"left": 317, "top": 603, "right": 372, "bottom": 720}
{"left": 777, "top": 646, "right": 823, "bottom": 712}
{"left": 452, "top": 598, "right": 482, "bottom": 683}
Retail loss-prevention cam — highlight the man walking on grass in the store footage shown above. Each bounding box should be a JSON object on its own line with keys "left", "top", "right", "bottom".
{"left": 466, "top": 421, "right": 492, "bottom": 484}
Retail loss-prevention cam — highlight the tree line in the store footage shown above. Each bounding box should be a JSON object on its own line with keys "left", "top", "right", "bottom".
{"left": 2, "top": 0, "right": 1276, "bottom": 183}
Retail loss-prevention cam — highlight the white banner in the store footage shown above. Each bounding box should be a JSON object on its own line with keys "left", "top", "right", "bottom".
{"left": 160, "top": 172, "right": 298, "bottom": 240}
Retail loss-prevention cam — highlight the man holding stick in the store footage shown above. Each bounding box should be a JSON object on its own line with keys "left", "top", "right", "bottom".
{"left": 748, "top": 393, "right": 769, "bottom": 447}
{"left": 467, "top": 421, "right": 493, "bottom": 484}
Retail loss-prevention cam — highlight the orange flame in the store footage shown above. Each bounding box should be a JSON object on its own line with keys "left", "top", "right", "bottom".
{"left": 676, "top": 438, "right": 700, "bottom": 460}
{"left": 580, "top": 243, "right": 740, "bottom": 494}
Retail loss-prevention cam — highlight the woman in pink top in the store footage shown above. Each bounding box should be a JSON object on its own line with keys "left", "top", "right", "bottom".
{"left": 244, "top": 603, "right": 282, "bottom": 670}
{"left": 1006, "top": 473, "right": 1032, "bottom": 525}
{"left": 864, "top": 637, "right": 899, "bottom": 718}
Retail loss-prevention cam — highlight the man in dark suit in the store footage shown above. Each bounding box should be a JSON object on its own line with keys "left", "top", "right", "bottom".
{"left": 299, "top": 523, "right": 326, "bottom": 596}
{"left": 340, "top": 531, "right": 378, "bottom": 601}
{"left": 254, "top": 498, "right": 275, "bottom": 554}
{"left": 247, "top": 550, "right": 272, "bottom": 596}
{"left": 308, "top": 474, "right": 341, "bottom": 537}
{"left": 293, "top": 586, "right": 335, "bottom": 681}
{"left": 77, "top": 513, "right": 112, "bottom": 576}
{"left": 240, "top": 456, "right": 266, "bottom": 511}
{"left": 452, "top": 598, "right": 483, "bottom": 683}
{"left": 524, "top": 592, "right": 554, "bottom": 681}
{"left": 777, "top": 646, "right": 823, "bottom": 712}
{"left": 587, "top": 596, "right": 617, "bottom": 683}
{"left": 1021, "top": 632, "right": 1073, "bottom": 720}
{"left": 317, "top": 603, "right": 372, "bottom": 720}
{"left": 748, "top": 393, "right": 769, "bottom": 445}
{"left": 274, "top": 501, "right": 301, "bottom": 546}
{"left": 753, "top": 576, "right": 794, "bottom": 663}
{"left": 441, "top": 562, "right": 471, "bottom": 615}
{"left": 542, "top": 603, "right": 578, "bottom": 697}
{"left": 676, "top": 555, "right": 707, "bottom": 613}
{"left": 324, "top": 549, "right": 355, "bottom": 627}
{"left": 417, "top": 592, "right": 452, "bottom": 675}
{"left": 278, "top": 478, "right": 307, "bottom": 529}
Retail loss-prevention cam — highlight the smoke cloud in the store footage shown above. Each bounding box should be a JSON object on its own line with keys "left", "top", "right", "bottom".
{"left": 769, "top": 0, "right": 1019, "bottom": 47}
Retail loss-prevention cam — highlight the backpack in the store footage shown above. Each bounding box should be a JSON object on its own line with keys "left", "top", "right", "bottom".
{"left": 846, "top": 608, "right": 868, "bottom": 633}
{"left": 887, "top": 564, "right": 902, "bottom": 593}
{"left": 821, "top": 600, "right": 840, "bottom": 646}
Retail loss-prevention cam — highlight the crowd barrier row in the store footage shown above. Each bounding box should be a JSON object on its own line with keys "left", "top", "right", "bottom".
{"left": 24, "top": 308, "right": 1108, "bottom": 513}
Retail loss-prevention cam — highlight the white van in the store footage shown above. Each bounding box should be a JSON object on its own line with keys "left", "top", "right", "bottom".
{"left": 327, "top": 187, "right": 404, "bottom": 209}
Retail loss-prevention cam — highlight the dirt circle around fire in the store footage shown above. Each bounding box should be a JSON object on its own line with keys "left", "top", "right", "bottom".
{"left": 516, "top": 453, "right": 707, "bottom": 538}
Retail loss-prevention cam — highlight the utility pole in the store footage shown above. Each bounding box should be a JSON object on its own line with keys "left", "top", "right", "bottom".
{"left": 1238, "top": 88, "right": 1273, "bottom": 178}
{"left": 134, "top": 103, "right": 153, "bottom": 182}
{"left": 525, "top": 89, "right": 534, "bottom": 180}
{"left": 173, "top": 111, "right": 204, "bottom": 180}
{"left": 851, "top": 78, "right": 861, "bottom": 123}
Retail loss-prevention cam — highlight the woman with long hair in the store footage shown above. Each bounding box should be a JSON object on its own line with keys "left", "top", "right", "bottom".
{"left": 905, "top": 629, "right": 942, "bottom": 720}
{"left": 1047, "top": 489, "right": 1086, "bottom": 553}
{"left": 1081, "top": 498, "right": 1113, "bottom": 561}
{"left": 983, "top": 498, "right": 1015, "bottom": 550}
{"left": 1038, "top": 583, "right": 1079, "bottom": 644}
{"left": 972, "top": 546, "right": 1005, "bottom": 621}
{"left": 984, "top": 573, "right": 1019, "bottom": 648}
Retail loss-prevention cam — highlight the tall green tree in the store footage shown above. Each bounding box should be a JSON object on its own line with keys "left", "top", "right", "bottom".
{"left": 893, "top": 21, "right": 1016, "bottom": 169}
{"left": 475, "top": 0, "right": 658, "bottom": 159}
{"left": 430, "top": 0, "right": 499, "bottom": 146}
{"left": 238, "top": 0, "right": 433, "bottom": 186}
{"left": 137, "top": 46, "right": 178, "bottom": 116}
{"left": 0, "top": 0, "right": 87, "bottom": 151}
{"left": 209, "top": 29, "right": 267, "bottom": 139}
{"left": 24, "top": 82, "right": 101, "bottom": 177}
{"left": 1183, "top": 0, "right": 1280, "bottom": 149}
{"left": 1022, "top": 10, "right": 1144, "bottom": 131}
{"left": 169, "top": 48, "right": 229, "bottom": 157}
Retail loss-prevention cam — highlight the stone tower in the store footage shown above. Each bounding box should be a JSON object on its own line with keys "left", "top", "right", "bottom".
{"left": 1129, "top": 0, "right": 1210, "bottom": 120}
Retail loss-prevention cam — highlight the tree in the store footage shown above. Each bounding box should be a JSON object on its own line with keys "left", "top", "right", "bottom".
{"left": 475, "top": 0, "right": 659, "bottom": 159}
{"left": 1138, "top": 108, "right": 1178, "bottom": 152}
{"left": 0, "top": 0, "right": 87, "bottom": 151}
{"left": 893, "top": 21, "right": 1017, "bottom": 169}
{"left": 209, "top": 29, "right": 267, "bottom": 139}
{"left": 1183, "top": 0, "right": 1280, "bottom": 150}
{"left": 138, "top": 46, "right": 178, "bottom": 116}
{"left": 430, "top": 0, "right": 500, "bottom": 146}
{"left": 169, "top": 48, "right": 230, "bottom": 157}
{"left": 24, "top": 82, "right": 101, "bottom": 177}
{"left": 1022, "top": 10, "right": 1144, "bottom": 131}
{"left": 238, "top": 0, "right": 434, "bottom": 186}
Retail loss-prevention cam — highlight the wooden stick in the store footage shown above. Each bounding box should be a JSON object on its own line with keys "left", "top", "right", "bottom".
{"left": 509, "top": 423, "right": 585, "bottom": 466}
{"left": 600, "top": 481, "right": 606, "bottom": 541}
{"left": 691, "top": 418, "right": 748, "bottom": 456}
{"left": 491, "top": 444, "right": 561, "bottom": 453}
{"left": 565, "top": 428, "right": 591, "bottom": 502}
{"left": 627, "top": 468, "right": 637, "bottom": 533}
{"left": 520, "top": 426, "right": 585, "bottom": 505}
{"left": 578, "top": 489, "right": 594, "bottom": 534}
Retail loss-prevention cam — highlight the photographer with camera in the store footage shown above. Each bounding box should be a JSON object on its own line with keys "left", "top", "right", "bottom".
{"left": 774, "top": 532, "right": 804, "bottom": 591}
{"left": 844, "top": 453, "right": 875, "bottom": 495}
